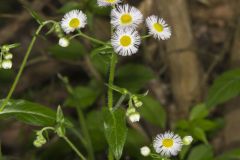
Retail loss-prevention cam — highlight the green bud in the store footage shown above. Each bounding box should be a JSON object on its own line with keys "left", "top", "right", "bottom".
{"left": 1, "top": 45, "right": 10, "bottom": 52}
{"left": 4, "top": 53, "right": 13, "bottom": 60}
{"left": 135, "top": 101, "right": 143, "bottom": 108}
{"left": 33, "top": 139, "right": 42, "bottom": 148}
{"left": 126, "top": 107, "right": 136, "bottom": 116}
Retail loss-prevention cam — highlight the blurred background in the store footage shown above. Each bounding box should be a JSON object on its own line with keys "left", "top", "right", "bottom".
{"left": 0, "top": 0, "right": 240, "bottom": 159}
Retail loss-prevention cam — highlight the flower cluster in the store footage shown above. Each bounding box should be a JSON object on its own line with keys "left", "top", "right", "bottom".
{"left": 59, "top": 1, "right": 171, "bottom": 56}
{"left": 0, "top": 44, "right": 19, "bottom": 70}
{"left": 126, "top": 95, "right": 144, "bottom": 123}
{"left": 140, "top": 131, "right": 193, "bottom": 158}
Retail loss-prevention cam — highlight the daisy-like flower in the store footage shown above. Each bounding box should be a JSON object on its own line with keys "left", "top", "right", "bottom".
{"left": 111, "top": 28, "right": 141, "bottom": 56}
{"left": 146, "top": 15, "right": 171, "bottom": 40}
{"left": 61, "top": 10, "right": 87, "bottom": 34}
{"left": 97, "top": 0, "right": 122, "bottom": 7}
{"left": 153, "top": 131, "right": 183, "bottom": 157}
{"left": 111, "top": 4, "right": 143, "bottom": 29}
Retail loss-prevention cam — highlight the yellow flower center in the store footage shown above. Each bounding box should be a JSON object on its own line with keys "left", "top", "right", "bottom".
{"left": 105, "top": 0, "right": 116, "bottom": 3}
{"left": 162, "top": 138, "right": 174, "bottom": 148}
{"left": 69, "top": 18, "right": 80, "bottom": 28}
{"left": 121, "top": 14, "right": 132, "bottom": 24}
{"left": 120, "top": 35, "right": 132, "bottom": 47}
{"left": 153, "top": 23, "right": 164, "bottom": 32}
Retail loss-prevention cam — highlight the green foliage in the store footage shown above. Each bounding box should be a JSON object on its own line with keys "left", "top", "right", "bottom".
{"left": 206, "top": 69, "right": 240, "bottom": 108}
{"left": 0, "top": 99, "right": 56, "bottom": 126}
{"left": 57, "top": 2, "right": 82, "bottom": 13}
{"left": 25, "top": 7, "right": 44, "bottom": 25}
{"left": 139, "top": 96, "right": 166, "bottom": 128}
{"left": 115, "top": 64, "right": 154, "bottom": 92}
{"left": 103, "top": 108, "right": 128, "bottom": 160}
{"left": 56, "top": 106, "right": 66, "bottom": 137}
{"left": 187, "top": 144, "right": 214, "bottom": 160}
{"left": 49, "top": 40, "right": 85, "bottom": 60}
{"left": 65, "top": 86, "right": 100, "bottom": 110}
{"left": 216, "top": 148, "right": 240, "bottom": 160}
{"left": 190, "top": 104, "right": 209, "bottom": 120}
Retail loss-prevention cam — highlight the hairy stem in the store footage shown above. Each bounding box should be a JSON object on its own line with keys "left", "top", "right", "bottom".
{"left": 62, "top": 136, "right": 87, "bottom": 160}
{"left": 0, "top": 21, "right": 53, "bottom": 111}
{"left": 74, "top": 30, "right": 107, "bottom": 45}
{"left": 108, "top": 53, "right": 117, "bottom": 110}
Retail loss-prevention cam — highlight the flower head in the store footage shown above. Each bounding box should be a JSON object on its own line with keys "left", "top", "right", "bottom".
{"left": 153, "top": 131, "right": 182, "bottom": 157}
{"left": 146, "top": 15, "right": 171, "bottom": 40}
{"left": 59, "top": 37, "right": 69, "bottom": 47}
{"left": 111, "top": 4, "right": 143, "bottom": 29}
{"left": 183, "top": 136, "right": 193, "bottom": 145}
{"left": 111, "top": 28, "right": 141, "bottom": 56}
{"left": 140, "top": 146, "right": 151, "bottom": 157}
{"left": 1, "top": 60, "right": 12, "bottom": 69}
{"left": 97, "top": 0, "right": 122, "bottom": 7}
{"left": 129, "top": 112, "right": 140, "bottom": 122}
{"left": 61, "top": 10, "right": 87, "bottom": 34}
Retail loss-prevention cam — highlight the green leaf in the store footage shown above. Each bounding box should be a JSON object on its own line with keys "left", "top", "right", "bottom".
{"left": 192, "top": 127, "right": 208, "bottom": 144}
{"left": 116, "top": 64, "right": 154, "bottom": 92}
{"left": 65, "top": 86, "right": 99, "bottom": 109}
{"left": 192, "top": 119, "right": 219, "bottom": 131}
{"left": 0, "top": 99, "right": 56, "bottom": 126}
{"left": 180, "top": 145, "right": 191, "bottom": 160}
{"left": 103, "top": 108, "right": 128, "bottom": 160}
{"left": 190, "top": 104, "right": 209, "bottom": 120}
{"left": 187, "top": 144, "right": 214, "bottom": 160}
{"left": 49, "top": 40, "right": 85, "bottom": 60}
{"left": 216, "top": 148, "right": 240, "bottom": 160}
{"left": 206, "top": 69, "right": 240, "bottom": 108}
{"left": 90, "top": 52, "right": 110, "bottom": 76}
{"left": 25, "top": 7, "right": 44, "bottom": 24}
{"left": 139, "top": 96, "right": 166, "bottom": 128}
{"left": 86, "top": 110, "right": 107, "bottom": 152}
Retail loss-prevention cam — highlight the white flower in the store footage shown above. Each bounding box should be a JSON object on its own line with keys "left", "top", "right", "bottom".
{"left": 97, "top": 0, "right": 122, "bottom": 7}
{"left": 129, "top": 112, "right": 140, "bottom": 122}
{"left": 153, "top": 131, "right": 183, "bottom": 157}
{"left": 146, "top": 15, "right": 171, "bottom": 40}
{"left": 111, "top": 28, "right": 141, "bottom": 56}
{"left": 183, "top": 136, "right": 193, "bottom": 145}
{"left": 59, "top": 38, "right": 69, "bottom": 47}
{"left": 111, "top": 4, "right": 143, "bottom": 29}
{"left": 4, "top": 53, "right": 13, "bottom": 60}
{"left": 140, "top": 146, "right": 151, "bottom": 157}
{"left": 61, "top": 10, "right": 87, "bottom": 34}
{"left": 2, "top": 60, "right": 12, "bottom": 69}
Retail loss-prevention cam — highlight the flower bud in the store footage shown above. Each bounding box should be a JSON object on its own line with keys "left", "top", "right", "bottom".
{"left": 4, "top": 53, "right": 13, "bottom": 60}
{"left": 140, "top": 146, "right": 150, "bottom": 157}
{"left": 135, "top": 101, "right": 143, "bottom": 108}
{"left": 2, "top": 60, "right": 12, "bottom": 69}
{"left": 126, "top": 107, "right": 136, "bottom": 116}
{"left": 183, "top": 136, "right": 193, "bottom": 145}
{"left": 129, "top": 112, "right": 140, "bottom": 123}
{"left": 33, "top": 139, "right": 43, "bottom": 148}
{"left": 1, "top": 45, "right": 10, "bottom": 52}
{"left": 59, "top": 37, "right": 69, "bottom": 47}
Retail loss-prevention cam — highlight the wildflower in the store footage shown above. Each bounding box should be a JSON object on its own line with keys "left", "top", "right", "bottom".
{"left": 2, "top": 60, "right": 12, "bottom": 69}
{"left": 61, "top": 10, "right": 87, "bottom": 34}
{"left": 146, "top": 15, "right": 171, "bottom": 40}
{"left": 58, "top": 37, "right": 69, "bottom": 47}
{"left": 182, "top": 136, "right": 193, "bottom": 145}
{"left": 140, "top": 146, "right": 151, "bottom": 157}
{"left": 111, "top": 28, "right": 141, "bottom": 56}
{"left": 97, "top": 0, "right": 122, "bottom": 7}
{"left": 153, "top": 131, "right": 182, "bottom": 157}
{"left": 111, "top": 4, "right": 143, "bottom": 29}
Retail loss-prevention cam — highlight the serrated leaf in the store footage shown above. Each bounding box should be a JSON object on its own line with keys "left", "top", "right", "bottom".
{"left": 0, "top": 99, "right": 56, "bottom": 126}
{"left": 139, "top": 96, "right": 166, "bottom": 128}
{"left": 190, "top": 104, "right": 209, "bottom": 120}
{"left": 116, "top": 64, "right": 154, "bottom": 92}
{"left": 206, "top": 69, "right": 240, "bottom": 108}
{"left": 103, "top": 108, "right": 127, "bottom": 160}
{"left": 187, "top": 144, "right": 214, "bottom": 160}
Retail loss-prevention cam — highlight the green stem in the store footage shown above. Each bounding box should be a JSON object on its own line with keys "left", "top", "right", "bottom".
{"left": 141, "top": 35, "right": 151, "bottom": 39}
{"left": 0, "top": 21, "right": 53, "bottom": 112}
{"left": 73, "top": 30, "right": 107, "bottom": 46}
{"left": 107, "top": 53, "right": 117, "bottom": 110}
{"left": 108, "top": 151, "right": 114, "bottom": 160}
{"left": 113, "top": 94, "right": 126, "bottom": 111}
{"left": 62, "top": 136, "right": 87, "bottom": 160}
{"left": 77, "top": 108, "right": 95, "bottom": 160}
